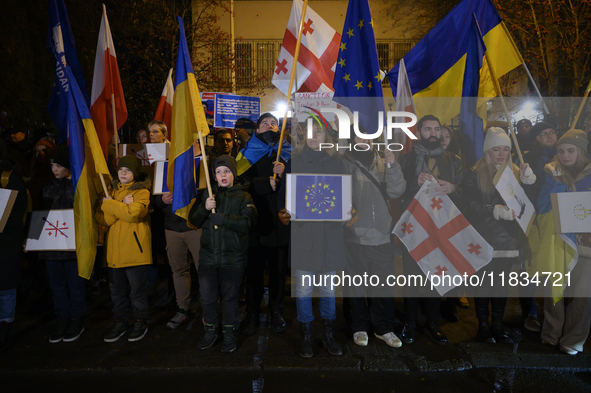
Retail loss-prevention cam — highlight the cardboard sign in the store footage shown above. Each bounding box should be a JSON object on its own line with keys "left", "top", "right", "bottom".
{"left": 294, "top": 92, "right": 339, "bottom": 123}
{"left": 551, "top": 191, "right": 591, "bottom": 234}
{"left": 214, "top": 94, "right": 260, "bottom": 129}
{"left": 493, "top": 161, "right": 536, "bottom": 236}
{"left": 0, "top": 188, "right": 18, "bottom": 233}
{"left": 153, "top": 157, "right": 207, "bottom": 195}
{"left": 286, "top": 174, "right": 352, "bottom": 221}
{"left": 25, "top": 209, "right": 76, "bottom": 251}
{"left": 118, "top": 143, "right": 169, "bottom": 165}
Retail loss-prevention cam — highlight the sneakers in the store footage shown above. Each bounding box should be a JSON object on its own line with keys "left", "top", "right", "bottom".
{"left": 353, "top": 331, "right": 368, "bottom": 347}
{"left": 49, "top": 318, "right": 69, "bottom": 343}
{"left": 270, "top": 311, "right": 286, "bottom": 333}
{"left": 128, "top": 319, "right": 148, "bottom": 342}
{"left": 167, "top": 309, "right": 190, "bottom": 329}
{"left": 524, "top": 316, "right": 542, "bottom": 333}
{"left": 198, "top": 323, "right": 219, "bottom": 350}
{"left": 560, "top": 345, "right": 578, "bottom": 355}
{"left": 104, "top": 319, "right": 129, "bottom": 343}
{"left": 374, "top": 332, "right": 402, "bottom": 348}
{"left": 222, "top": 325, "right": 237, "bottom": 353}
{"left": 63, "top": 318, "right": 84, "bottom": 342}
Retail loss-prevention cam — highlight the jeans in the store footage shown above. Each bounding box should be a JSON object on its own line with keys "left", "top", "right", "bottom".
{"left": 246, "top": 245, "right": 288, "bottom": 315}
{"left": 296, "top": 270, "right": 337, "bottom": 323}
{"left": 199, "top": 265, "right": 244, "bottom": 327}
{"left": 0, "top": 289, "right": 17, "bottom": 323}
{"left": 109, "top": 265, "right": 149, "bottom": 320}
{"left": 46, "top": 259, "right": 87, "bottom": 319}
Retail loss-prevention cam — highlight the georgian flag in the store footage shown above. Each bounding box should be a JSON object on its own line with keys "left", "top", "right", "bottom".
{"left": 393, "top": 179, "right": 493, "bottom": 295}
{"left": 272, "top": 0, "right": 341, "bottom": 95}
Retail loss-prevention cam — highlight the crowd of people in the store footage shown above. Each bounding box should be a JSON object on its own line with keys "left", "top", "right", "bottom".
{"left": 1, "top": 112, "right": 590, "bottom": 359}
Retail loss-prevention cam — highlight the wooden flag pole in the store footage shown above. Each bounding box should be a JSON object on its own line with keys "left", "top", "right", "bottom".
{"left": 111, "top": 94, "right": 119, "bottom": 159}
{"left": 570, "top": 79, "right": 591, "bottom": 130}
{"left": 273, "top": 0, "right": 309, "bottom": 179}
{"left": 99, "top": 173, "right": 110, "bottom": 198}
{"left": 474, "top": 15, "right": 524, "bottom": 166}
{"left": 197, "top": 131, "right": 218, "bottom": 229}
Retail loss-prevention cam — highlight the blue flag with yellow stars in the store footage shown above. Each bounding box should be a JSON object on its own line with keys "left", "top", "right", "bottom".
{"left": 333, "top": 0, "right": 384, "bottom": 134}
{"left": 296, "top": 175, "right": 343, "bottom": 220}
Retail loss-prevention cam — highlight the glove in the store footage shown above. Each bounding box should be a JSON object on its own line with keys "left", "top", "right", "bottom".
{"left": 210, "top": 213, "right": 226, "bottom": 226}
{"left": 520, "top": 164, "right": 536, "bottom": 185}
{"left": 493, "top": 205, "right": 514, "bottom": 221}
{"left": 278, "top": 209, "right": 291, "bottom": 226}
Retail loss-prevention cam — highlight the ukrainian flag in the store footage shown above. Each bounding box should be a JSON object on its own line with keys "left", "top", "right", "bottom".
{"left": 388, "top": 0, "right": 522, "bottom": 123}
{"left": 527, "top": 167, "right": 591, "bottom": 303}
{"left": 236, "top": 136, "right": 291, "bottom": 176}
{"left": 167, "top": 16, "right": 209, "bottom": 222}
{"left": 48, "top": 0, "right": 111, "bottom": 279}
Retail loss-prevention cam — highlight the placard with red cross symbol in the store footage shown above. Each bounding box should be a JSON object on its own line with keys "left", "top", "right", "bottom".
{"left": 26, "top": 209, "right": 76, "bottom": 251}
{"left": 119, "top": 143, "right": 169, "bottom": 166}
{"left": 393, "top": 180, "right": 493, "bottom": 295}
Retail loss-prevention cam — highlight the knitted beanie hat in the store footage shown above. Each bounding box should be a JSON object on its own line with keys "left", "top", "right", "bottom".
{"left": 213, "top": 155, "right": 237, "bottom": 178}
{"left": 117, "top": 155, "right": 142, "bottom": 180}
{"left": 557, "top": 129, "right": 588, "bottom": 154}
{"left": 528, "top": 121, "right": 555, "bottom": 143}
{"left": 483, "top": 127, "right": 511, "bottom": 152}
{"left": 50, "top": 146, "right": 71, "bottom": 170}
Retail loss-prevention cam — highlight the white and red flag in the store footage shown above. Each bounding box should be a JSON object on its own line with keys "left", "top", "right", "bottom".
{"left": 154, "top": 68, "right": 174, "bottom": 141}
{"left": 394, "top": 59, "right": 416, "bottom": 156}
{"left": 272, "top": 0, "right": 341, "bottom": 95}
{"left": 393, "top": 179, "right": 493, "bottom": 295}
{"left": 90, "top": 4, "right": 127, "bottom": 157}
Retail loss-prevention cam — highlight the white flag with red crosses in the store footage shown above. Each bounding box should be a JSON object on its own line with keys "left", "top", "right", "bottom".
{"left": 272, "top": 0, "right": 341, "bottom": 95}
{"left": 393, "top": 179, "right": 493, "bottom": 295}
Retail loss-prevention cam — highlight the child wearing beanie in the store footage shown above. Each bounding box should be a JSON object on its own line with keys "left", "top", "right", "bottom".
{"left": 96, "top": 155, "right": 152, "bottom": 343}
{"left": 189, "top": 155, "right": 257, "bottom": 353}
{"left": 42, "top": 146, "right": 87, "bottom": 343}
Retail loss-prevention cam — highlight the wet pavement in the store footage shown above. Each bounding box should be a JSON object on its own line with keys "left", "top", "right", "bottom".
{"left": 2, "top": 267, "right": 591, "bottom": 392}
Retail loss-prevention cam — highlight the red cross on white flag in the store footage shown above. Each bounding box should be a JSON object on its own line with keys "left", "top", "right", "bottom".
{"left": 272, "top": 0, "right": 341, "bottom": 95}
{"left": 393, "top": 179, "right": 493, "bottom": 295}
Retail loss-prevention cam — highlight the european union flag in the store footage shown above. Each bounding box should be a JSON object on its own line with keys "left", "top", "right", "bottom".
{"left": 333, "top": 0, "right": 384, "bottom": 134}
{"left": 296, "top": 175, "right": 343, "bottom": 220}
{"left": 459, "top": 15, "right": 486, "bottom": 167}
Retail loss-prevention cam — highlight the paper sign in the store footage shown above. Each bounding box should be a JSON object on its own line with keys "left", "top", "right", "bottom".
{"left": 286, "top": 174, "right": 352, "bottom": 221}
{"left": 153, "top": 157, "right": 207, "bottom": 195}
{"left": 294, "top": 92, "right": 339, "bottom": 123}
{"left": 0, "top": 188, "right": 18, "bottom": 233}
{"left": 551, "top": 191, "right": 591, "bottom": 234}
{"left": 119, "top": 143, "right": 169, "bottom": 165}
{"left": 214, "top": 94, "right": 260, "bottom": 129}
{"left": 201, "top": 92, "right": 229, "bottom": 119}
{"left": 25, "top": 209, "right": 76, "bottom": 251}
{"left": 493, "top": 161, "right": 536, "bottom": 236}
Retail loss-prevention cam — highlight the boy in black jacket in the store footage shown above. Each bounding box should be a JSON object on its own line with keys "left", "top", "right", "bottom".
{"left": 189, "top": 155, "right": 257, "bottom": 353}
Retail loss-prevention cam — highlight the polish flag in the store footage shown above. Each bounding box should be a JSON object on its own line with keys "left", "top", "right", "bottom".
{"left": 154, "top": 68, "right": 174, "bottom": 141}
{"left": 394, "top": 59, "right": 416, "bottom": 156}
{"left": 272, "top": 0, "right": 341, "bottom": 95}
{"left": 90, "top": 4, "right": 127, "bottom": 157}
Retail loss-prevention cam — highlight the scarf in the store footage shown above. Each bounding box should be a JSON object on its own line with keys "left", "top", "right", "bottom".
{"left": 413, "top": 142, "right": 444, "bottom": 177}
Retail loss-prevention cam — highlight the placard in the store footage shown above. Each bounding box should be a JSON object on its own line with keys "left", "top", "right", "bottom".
{"left": 294, "top": 92, "right": 339, "bottom": 123}
{"left": 153, "top": 157, "right": 207, "bottom": 195}
{"left": 551, "top": 191, "right": 591, "bottom": 234}
{"left": 286, "top": 174, "right": 352, "bottom": 221}
{"left": 0, "top": 188, "right": 18, "bottom": 233}
{"left": 25, "top": 209, "right": 76, "bottom": 251}
{"left": 118, "top": 143, "right": 169, "bottom": 165}
{"left": 214, "top": 94, "right": 260, "bottom": 129}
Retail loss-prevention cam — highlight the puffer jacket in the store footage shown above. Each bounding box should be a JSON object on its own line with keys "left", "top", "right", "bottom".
{"left": 95, "top": 175, "right": 152, "bottom": 268}
{"left": 342, "top": 150, "right": 406, "bottom": 246}
{"left": 461, "top": 167, "right": 527, "bottom": 253}
{"left": 188, "top": 179, "right": 257, "bottom": 269}
{"left": 39, "top": 177, "right": 76, "bottom": 261}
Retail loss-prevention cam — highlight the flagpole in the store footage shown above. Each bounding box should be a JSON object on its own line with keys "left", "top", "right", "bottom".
{"left": 521, "top": 62, "right": 550, "bottom": 114}
{"left": 274, "top": 0, "right": 309, "bottom": 179}
{"left": 474, "top": 15, "right": 524, "bottom": 166}
{"left": 197, "top": 130, "right": 218, "bottom": 229}
{"left": 570, "top": 78, "right": 591, "bottom": 130}
{"left": 99, "top": 173, "right": 110, "bottom": 198}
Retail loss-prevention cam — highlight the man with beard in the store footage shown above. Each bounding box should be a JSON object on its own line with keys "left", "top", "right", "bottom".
{"left": 239, "top": 113, "right": 290, "bottom": 334}
{"left": 398, "top": 114, "right": 464, "bottom": 345}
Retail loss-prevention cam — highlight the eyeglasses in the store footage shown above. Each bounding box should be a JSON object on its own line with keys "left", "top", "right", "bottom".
{"left": 538, "top": 131, "right": 556, "bottom": 138}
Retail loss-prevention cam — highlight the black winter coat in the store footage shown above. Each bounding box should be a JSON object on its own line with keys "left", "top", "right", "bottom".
{"left": 153, "top": 194, "right": 193, "bottom": 232}
{"left": 188, "top": 180, "right": 257, "bottom": 269}
{"left": 39, "top": 177, "right": 76, "bottom": 261}
{"left": 281, "top": 147, "right": 346, "bottom": 272}
{"left": 460, "top": 168, "right": 523, "bottom": 252}
{"left": 0, "top": 161, "right": 28, "bottom": 290}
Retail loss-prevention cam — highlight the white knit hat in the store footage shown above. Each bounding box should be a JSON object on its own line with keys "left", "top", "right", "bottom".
{"left": 483, "top": 127, "right": 511, "bottom": 152}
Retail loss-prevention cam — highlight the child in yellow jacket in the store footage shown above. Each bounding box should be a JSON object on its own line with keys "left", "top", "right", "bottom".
{"left": 96, "top": 155, "right": 152, "bottom": 343}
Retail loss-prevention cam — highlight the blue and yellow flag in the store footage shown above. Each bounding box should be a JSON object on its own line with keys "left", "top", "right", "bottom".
{"left": 48, "top": 0, "right": 111, "bottom": 279}
{"left": 236, "top": 136, "right": 292, "bottom": 176}
{"left": 167, "top": 16, "right": 210, "bottom": 221}
{"left": 388, "top": 0, "right": 522, "bottom": 123}
{"left": 332, "top": 0, "right": 384, "bottom": 134}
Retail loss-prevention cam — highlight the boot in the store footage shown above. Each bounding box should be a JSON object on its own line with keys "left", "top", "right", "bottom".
{"left": 197, "top": 322, "right": 219, "bottom": 350}
{"left": 321, "top": 319, "right": 342, "bottom": 356}
{"left": 477, "top": 321, "right": 496, "bottom": 344}
{"left": 491, "top": 298, "right": 513, "bottom": 344}
{"left": 299, "top": 322, "right": 314, "bottom": 358}
{"left": 222, "top": 325, "right": 237, "bottom": 353}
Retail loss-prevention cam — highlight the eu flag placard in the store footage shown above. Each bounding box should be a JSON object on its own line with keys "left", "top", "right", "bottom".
{"left": 295, "top": 175, "right": 343, "bottom": 220}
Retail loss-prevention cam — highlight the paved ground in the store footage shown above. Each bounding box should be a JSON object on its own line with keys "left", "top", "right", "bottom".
{"left": 2, "top": 262, "right": 591, "bottom": 392}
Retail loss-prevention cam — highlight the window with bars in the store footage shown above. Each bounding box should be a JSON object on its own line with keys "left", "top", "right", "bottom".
{"left": 376, "top": 40, "right": 417, "bottom": 86}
